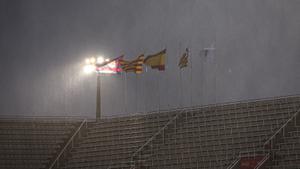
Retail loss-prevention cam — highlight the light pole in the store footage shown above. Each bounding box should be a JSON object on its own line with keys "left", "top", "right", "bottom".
{"left": 96, "top": 73, "right": 101, "bottom": 119}
{"left": 83, "top": 56, "right": 111, "bottom": 120}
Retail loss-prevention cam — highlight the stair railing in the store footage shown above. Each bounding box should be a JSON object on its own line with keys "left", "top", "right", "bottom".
{"left": 263, "top": 107, "right": 300, "bottom": 149}
{"left": 130, "top": 110, "right": 185, "bottom": 169}
{"left": 254, "top": 153, "right": 270, "bottom": 169}
{"left": 226, "top": 157, "right": 241, "bottom": 169}
{"left": 250, "top": 108, "right": 300, "bottom": 169}
{"left": 48, "top": 119, "right": 88, "bottom": 169}
{"left": 226, "top": 106, "right": 300, "bottom": 169}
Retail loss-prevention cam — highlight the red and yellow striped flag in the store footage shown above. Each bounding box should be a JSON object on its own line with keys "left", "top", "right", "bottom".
{"left": 119, "top": 55, "right": 144, "bottom": 74}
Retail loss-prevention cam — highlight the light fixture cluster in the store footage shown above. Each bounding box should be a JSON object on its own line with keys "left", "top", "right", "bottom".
{"left": 83, "top": 56, "right": 117, "bottom": 74}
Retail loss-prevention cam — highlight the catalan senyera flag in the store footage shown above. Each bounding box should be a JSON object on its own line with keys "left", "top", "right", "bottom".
{"left": 144, "top": 49, "right": 166, "bottom": 71}
{"left": 178, "top": 48, "right": 189, "bottom": 69}
{"left": 119, "top": 55, "right": 144, "bottom": 74}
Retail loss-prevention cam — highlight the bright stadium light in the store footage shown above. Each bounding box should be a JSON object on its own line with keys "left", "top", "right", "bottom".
{"left": 83, "top": 64, "right": 95, "bottom": 74}
{"left": 85, "top": 58, "right": 90, "bottom": 64}
{"left": 97, "top": 56, "right": 104, "bottom": 64}
{"left": 90, "top": 57, "right": 96, "bottom": 64}
{"left": 105, "top": 58, "right": 110, "bottom": 62}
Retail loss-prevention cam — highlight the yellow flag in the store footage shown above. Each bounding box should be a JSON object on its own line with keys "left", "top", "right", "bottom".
{"left": 144, "top": 49, "right": 166, "bottom": 71}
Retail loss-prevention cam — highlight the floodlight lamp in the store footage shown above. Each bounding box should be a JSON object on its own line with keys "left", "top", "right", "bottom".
{"left": 90, "top": 57, "right": 96, "bottom": 64}
{"left": 85, "top": 58, "right": 90, "bottom": 64}
{"left": 83, "top": 65, "right": 95, "bottom": 74}
{"left": 105, "top": 58, "right": 110, "bottom": 62}
{"left": 97, "top": 57, "right": 104, "bottom": 64}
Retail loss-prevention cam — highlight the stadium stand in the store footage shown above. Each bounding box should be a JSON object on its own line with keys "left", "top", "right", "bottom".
{"left": 59, "top": 95, "right": 300, "bottom": 169}
{"left": 0, "top": 118, "right": 81, "bottom": 169}
{"left": 61, "top": 111, "right": 179, "bottom": 169}
{"left": 227, "top": 99, "right": 300, "bottom": 169}
{"left": 1, "top": 95, "right": 299, "bottom": 169}
{"left": 131, "top": 96, "right": 300, "bottom": 169}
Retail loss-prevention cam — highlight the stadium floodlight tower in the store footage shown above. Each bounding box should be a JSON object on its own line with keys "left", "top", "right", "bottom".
{"left": 83, "top": 56, "right": 112, "bottom": 121}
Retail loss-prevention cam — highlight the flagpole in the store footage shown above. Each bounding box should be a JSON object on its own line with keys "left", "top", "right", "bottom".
{"left": 135, "top": 74, "right": 138, "bottom": 113}
{"left": 179, "top": 65, "right": 183, "bottom": 108}
{"left": 157, "top": 70, "right": 161, "bottom": 112}
{"left": 189, "top": 48, "right": 193, "bottom": 107}
{"left": 200, "top": 51, "right": 204, "bottom": 105}
{"left": 214, "top": 47, "right": 217, "bottom": 104}
{"left": 143, "top": 50, "right": 147, "bottom": 113}
{"left": 144, "top": 49, "right": 147, "bottom": 113}
{"left": 122, "top": 72, "right": 125, "bottom": 114}
{"left": 144, "top": 67, "right": 147, "bottom": 113}
{"left": 179, "top": 44, "right": 184, "bottom": 108}
{"left": 166, "top": 51, "right": 170, "bottom": 110}
{"left": 141, "top": 72, "right": 145, "bottom": 114}
{"left": 213, "top": 44, "right": 217, "bottom": 104}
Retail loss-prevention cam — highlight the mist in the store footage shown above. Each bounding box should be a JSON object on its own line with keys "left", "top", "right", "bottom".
{"left": 0, "top": 0, "right": 300, "bottom": 118}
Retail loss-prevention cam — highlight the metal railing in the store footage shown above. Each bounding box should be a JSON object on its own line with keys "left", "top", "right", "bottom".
{"left": 227, "top": 157, "right": 240, "bottom": 169}
{"left": 263, "top": 107, "right": 300, "bottom": 148}
{"left": 254, "top": 153, "right": 270, "bottom": 169}
{"left": 100, "top": 94, "right": 300, "bottom": 119}
{"left": 252, "top": 107, "right": 300, "bottom": 169}
{"left": 48, "top": 119, "right": 87, "bottom": 169}
{"left": 0, "top": 115, "right": 90, "bottom": 122}
{"left": 227, "top": 107, "right": 300, "bottom": 169}
{"left": 130, "top": 110, "right": 184, "bottom": 169}
{"left": 227, "top": 151, "right": 270, "bottom": 169}
{"left": 0, "top": 95, "right": 298, "bottom": 121}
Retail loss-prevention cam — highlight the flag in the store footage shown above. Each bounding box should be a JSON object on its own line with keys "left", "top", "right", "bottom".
{"left": 144, "top": 49, "right": 166, "bottom": 71}
{"left": 119, "top": 55, "right": 144, "bottom": 74}
{"left": 95, "top": 55, "right": 123, "bottom": 74}
{"left": 178, "top": 48, "right": 189, "bottom": 69}
{"left": 96, "top": 55, "right": 124, "bottom": 67}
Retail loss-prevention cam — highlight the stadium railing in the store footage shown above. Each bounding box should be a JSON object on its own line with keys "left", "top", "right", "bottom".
{"left": 48, "top": 118, "right": 88, "bottom": 169}
{"left": 130, "top": 110, "right": 185, "bottom": 169}
{"left": 226, "top": 106, "right": 300, "bottom": 169}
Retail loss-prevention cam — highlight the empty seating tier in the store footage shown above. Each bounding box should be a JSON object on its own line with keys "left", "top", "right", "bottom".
{"left": 0, "top": 119, "right": 79, "bottom": 169}
{"left": 131, "top": 96, "right": 300, "bottom": 169}
{"left": 2, "top": 95, "right": 300, "bottom": 169}
{"left": 61, "top": 111, "right": 178, "bottom": 169}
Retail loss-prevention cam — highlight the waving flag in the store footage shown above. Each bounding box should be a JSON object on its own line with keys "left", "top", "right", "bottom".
{"left": 178, "top": 48, "right": 189, "bottom": 69}
{"left": 144, "top": 49, "right": 166, "bottom": 71}
{"left": 120, "top": 55, "right": 144, "bottom": 74}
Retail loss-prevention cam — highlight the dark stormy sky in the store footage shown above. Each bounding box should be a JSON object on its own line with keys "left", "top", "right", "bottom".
{"left": 0, "top": 0, "right": 300, "bottom": 118}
